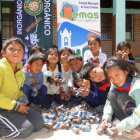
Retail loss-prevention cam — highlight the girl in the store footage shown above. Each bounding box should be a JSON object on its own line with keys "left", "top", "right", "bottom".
{"left": 21, "top": 52, "right": 47, "bottom": 106}
{"left": 60, "top": 47, "right": 73, "bottom": 101}
{"left": 0, "top": 37, "right": 44, "bottom": 138}
{"left": 98, "top": 56, "right": 140, "bottom": 139}
{"left": 84, "top": 35, "right": 107, "bottom": 66}
{"left": 116, "top": 41, "right": 135, "bottom": 65}
{"left": 41, "top": 48, "right": 64, "bottom": 108}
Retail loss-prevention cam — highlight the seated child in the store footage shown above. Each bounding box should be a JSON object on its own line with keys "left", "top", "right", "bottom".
{"left": 60, "top": 47, "right": 73, "bottom": 101}
{"left": 98, "top": 56, "right": 140, "bottom": 139}
{"left": 68, "top": 53, "right": 83, "bottom": 78}
{"left": 116, "top": 41, "right": 135, "bottom": 65}
{"left": 0, "top": 37, "right": 44, "bottom": 138}
{"left": 81, "top": 63, "right": 110, "bottom": 110}
{"left": 21, "top": 52, "right": 47, "bottom": 106}
{"left": 84, "top": 35, "right": 107, "bottom": 66}
{"left": 41, "top": 48, "right": 65, "bottom": 108}
{"left": 73, "top": 73, "right": 106, "bottom": 108}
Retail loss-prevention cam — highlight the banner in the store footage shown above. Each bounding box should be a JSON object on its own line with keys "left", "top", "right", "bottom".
{"left": 14, "top": 0, "right": 53, "bottom": 56}
{"left": 57, "top": 0, "right": 101, "bottom": 57}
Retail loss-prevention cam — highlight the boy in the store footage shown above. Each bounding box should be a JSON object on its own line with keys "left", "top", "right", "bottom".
{"left": 0, "top": 37, "right": 44, "bottom": 138}
{"left": 68, "top": 53, "right": 83, "bottom": 78}
{"left": 22, "top": 52, "right": 47, "bottom": 106}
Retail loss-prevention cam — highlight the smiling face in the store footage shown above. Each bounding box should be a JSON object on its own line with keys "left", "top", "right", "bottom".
{"left": 1, "top": 42, "right": 25, "bottom": 65}
{"left": 60, "top": 50, "right": 71, "bottom": 63}
{"left": 88, "top": 37, "right": 100, "bottom": 55}
{"left": 107, "top": 66, "right": 128, "bottom": 87}
{"left": 69, "top": 59, "right": 83, "bottom": 72}
{"left": 47, "top": 50, "right": 59, "bottom": 64}
{"left": 89, "top": 67, "right": 106, "bottom": 82}
{"left": 29, "top": 59, "right": 44, "bottom": 74}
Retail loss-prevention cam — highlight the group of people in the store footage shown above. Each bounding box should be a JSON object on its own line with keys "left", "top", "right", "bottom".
{"left": 0, "top": 35, "right": 140, "bottom": 139}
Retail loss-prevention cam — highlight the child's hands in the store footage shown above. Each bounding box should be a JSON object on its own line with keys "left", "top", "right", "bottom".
{"left": 78, "top": 87, "right": 89, "bottom": 97}
{"left": 17, "top": 103, "right": 30, "bottom": 114}
{"left": 65, "top": 92, "right": 71, "bottom": 101}
{"left": 60, "top": 93, "right": 65, "bottom": 100}
{"left": 108, "top": 127, "right": 119, "bottom": 136}
{"left": 29, "top": 77, "right": 40, "bottom": 84}
{"left": 93, "top": 57, "right": 100, "bottom": 65}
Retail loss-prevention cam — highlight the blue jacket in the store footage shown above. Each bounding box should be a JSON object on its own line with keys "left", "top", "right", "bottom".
{"left": 22, "top": 69, "right": 44, "bottom": 90}
{"left": 85, "top": 80, "right": 110, "bottom": 107}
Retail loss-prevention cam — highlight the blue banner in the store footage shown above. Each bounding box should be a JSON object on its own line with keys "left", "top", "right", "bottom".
{"left": 14, "top": 0, "right": 53, "bottom": 54}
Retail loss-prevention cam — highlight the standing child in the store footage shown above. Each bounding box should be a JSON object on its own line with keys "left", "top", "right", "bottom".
{"left": 68, "top": 53, "right": 83, "bottom": 78}
{"left": 21, "top": 52, "right": 47, "bottom": 106}
{"left": 60, "top": 47, "right": 73, "bottom": 101}
{"left": 116, "top": 41, "right": 135, "bottom": 65}
{"left": 0, "top": 37, "right": 44, "bottom": 138}
{"left": 84, "top": 35, "right": 107, "bottom": 66}
{"left": 98, "top": 56, "right": 140, "bottom": 139}
{"left": 41, "top": 48, "right": 64, "bottom": 108}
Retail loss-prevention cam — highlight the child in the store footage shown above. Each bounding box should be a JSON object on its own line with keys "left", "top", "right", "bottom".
{"left": 68, "top": 53, "right": 83, "bottom": 78}
{"left": 116, "top": 41, "right": 135, "bottom": 65}
{"left": 60, "top": 47, "right": 73, "bottom": 101}
{"left": 98, "top": 56, "right": 140, "bottom": 139}
{"left": 21, "top": 52, "right": 47, "bottom": 106}
{"left": 84, "top": 35, "right": 107, "bottom": 66}
{"left": 73, "top": 73, "right": 104, "bottom": 108}
{"left": 81, "top": 63, "right": 110, "bottom": 110}
{"left": 41, "top": 48, "right": 64, "bottom": 108}
{"left": 0, "top": 37, "right": 44, "bottom": 138}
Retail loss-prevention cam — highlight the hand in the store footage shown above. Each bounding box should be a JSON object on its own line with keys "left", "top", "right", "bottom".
{"left": 17, "top": 103, "right": 30, "bottom": 114}
{"left": 30, "top": 77, "right": 39, "bottom": 84}
{"left": 65, "top": 92, "right": 71, "bottom": 101}
{"left": 108, "top": 127, "right": 119, "bottom": 136}
{"left": 60, "top": 93, "right": 65, "bottom": 100}
{"left": 78, "top": 87, "right": 89, "bottom": 97}
{"left": 92, "top": 57, "right": 100, "bottom": 64}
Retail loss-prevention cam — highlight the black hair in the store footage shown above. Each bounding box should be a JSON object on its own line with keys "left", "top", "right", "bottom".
{"left": 59, "top": 47, "right": 73, "bottom": 57}
{"left": 27, "top": 52, "right": 46, "bottom": 65}
{"left": 82, "top": 63, "right": 97, "bottom": 79}
{"left": 68, "top": 53, "right": 83, "bottom": 63}
{"left": 103, "top": 56, "right": 139, "bottom": 78}
{"left": 117, "top": 41, "right": 135, "bottom": 60}
{"left": 88, "top": 35, "right": 101, "bottom": 46}
{"left": 73, "top": 72, "right": 83, "bottom": 88}
{"left": 46, "top": 48, "right": 61, "bottom": 83}
{"left": 29, "top": 45, "right": 43, "bottom": 56}
{"left": 2, "top": 37, "right": 25, "bottom": 51}
{"left": 73, "top": 72, "right": 93, "bottom": 90}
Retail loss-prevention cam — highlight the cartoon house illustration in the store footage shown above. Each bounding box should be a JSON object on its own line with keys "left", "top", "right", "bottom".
{"left": 60, "top": 28, "right": 72, "bottom": 48}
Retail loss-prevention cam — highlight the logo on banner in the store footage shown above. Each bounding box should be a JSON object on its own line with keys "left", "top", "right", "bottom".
{"left": 60, "top": 2, "right": 99, "bottom": 21}
{"left": 60, "top": 2, "right": 78, "bottom": 21}
{"left": 24, "top": 0, "right": 43, "bottom": 16}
